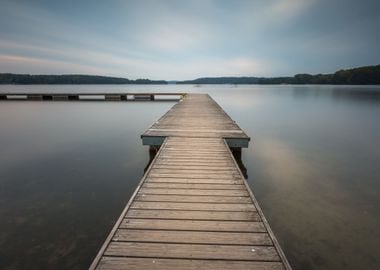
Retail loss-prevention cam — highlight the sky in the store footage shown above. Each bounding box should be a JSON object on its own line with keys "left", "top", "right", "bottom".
{"left": 0, "top": 0, "right": 379, "bottom": 80}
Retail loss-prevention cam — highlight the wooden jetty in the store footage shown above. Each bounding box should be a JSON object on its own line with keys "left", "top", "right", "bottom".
{"left": 90, "top": 94, "right": 291, "bottom": 270}
{"left": 0, "top": 92, "right": 184, "bottom": 101}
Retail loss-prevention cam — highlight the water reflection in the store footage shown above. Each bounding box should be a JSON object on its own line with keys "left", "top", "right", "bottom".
{"left": 290, "top": 85, "right": 380, "bottom": 103}
{"left": 245, "top": 137, "right": 380, "bottom": 269}
{"left": 331, "top": 87, "right": 380, "bottom": 102}
{"left": 0, "top": 101, "right": 174, "bottom": 270}
{"left": 0, "top": 84, "right": 379, "bottom": 270}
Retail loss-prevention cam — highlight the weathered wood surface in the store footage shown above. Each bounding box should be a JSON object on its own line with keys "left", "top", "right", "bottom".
{"left": 142, "top": 94, "right": 249, "bottom": 139}
{"left": 90, "top": 94, "right": 291, "bottom": 270}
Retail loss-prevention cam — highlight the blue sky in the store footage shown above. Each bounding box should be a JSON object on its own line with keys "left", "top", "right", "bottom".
{"left": 0, "top": 0, "right": 379, "bottom": 80}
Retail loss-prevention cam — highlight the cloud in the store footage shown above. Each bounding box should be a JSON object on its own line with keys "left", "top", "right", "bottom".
{"left": 0, "top": 54, "right": 109, "bottom": 75}
{"left": 134, "top": 56, "right": 272, "bottom": 80}
{"left": 142, "top": 24, "right": 207, "bottom": 52}
{"left": 266, "top": 0, "right": 315, "bottom": 21}
{"left": 0, "top": 0, "right": 379, "bottom": 78}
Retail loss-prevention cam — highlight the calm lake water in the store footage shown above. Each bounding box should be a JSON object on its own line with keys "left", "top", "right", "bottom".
{"left": 0, "top": 84, "right": 379, "bottom": 270}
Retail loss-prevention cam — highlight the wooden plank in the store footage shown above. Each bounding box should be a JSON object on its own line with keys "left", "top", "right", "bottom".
{"left": 152, "top": 165, "right": 237, "bottom": 170}
{"left": 143, "top": 183, "right": 245, "bottom": 190}
{"left": 164, "top": 143, "right": 225, "bottom": 147}
{"left": 131, "top": 201, "right": 256, "bottom": 211}
{"left": 159, "top": 148, "right": 228, "bottom": 152}
{"left": 120, "top": 218, "right": 266, "bottom": 232}
{"left": 161, "top": 150, "right": 230, "bottom": 155}
{"left": 159, "top": 151, "right": 231, "bottom": 156}
{"left": 154, "top": 162, "right": 235, "bottom": 167}
{"left": 167, "top": 137, "right": 224, "bottom": 141}
{"left": 157, "top": 152, "right": 228, "bottom": 156}
{"left": 105, "top": 242, "right": 280, "bottom": 261}
{"left": 165, "top": 143, "right": 225, "bottom": 147}
{"left": 126, "top": 209, "right": 261, "bottom": 221}
{"left": 98, "top": 257, "right": 285, "bottom": 270}
{"left": 146, "top": 177, "right": 241, "bottom": 184}
{"left": 150, "top": 168, "right": 239, "bottom": 173}
{"left": 150, "top": 169, "right": 239, "bottom": 174}
{"left": 144, "top": 131, "right": 248, "bottom": 139}
{"left": 155, "top": 158, "right": 232, "bottom": 162}
{"left": 158, "top": 155, "right": 232, "bottom": 160}
{"left": 148, "top": 174, "right": 241, "bottom": 180}
{"left": 139, "top": 188, "right": 249, "bottom": 196}
{"left": 134, "top": 194, "right": 251, "bottom": 203}
{"left": 156, "top": 153, "right": 228, "bottom": 157}
{"left": 114, "top": 229, "right": 272, "bottom": 245}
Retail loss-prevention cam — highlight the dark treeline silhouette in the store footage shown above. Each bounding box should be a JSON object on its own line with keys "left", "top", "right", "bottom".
{"left": 0, "top": 74, "right": 167, "bottom": 84}
{"left": 258, "top": 65, "right": 380, "bottom": 85}
{"left": 177, "top": 76, "right": 260, "bottom": 84}
{"left": 178, "top": 65, "right": 380, "bottom": 85}
{"left": 1, "top": 65, "right": 379, "bottom": 85}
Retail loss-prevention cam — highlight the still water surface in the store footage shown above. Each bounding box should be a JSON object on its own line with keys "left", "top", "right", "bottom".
{"left": 0, "top": 85, "right": 379, "bottom": 269}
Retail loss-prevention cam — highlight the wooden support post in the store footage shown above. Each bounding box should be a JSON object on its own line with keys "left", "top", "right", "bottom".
{"left": 231, "top": 147, "right": 248, "bottom": 179}
{"left": 105, "top": 95, "right": 122, "bottom": 101}
{"left": 68, "top": 95, "right": 79, "bottom": 100}
{"left": 144, "top": 145, "right": 160, "bottom": 173}
{"left": 231, "top": 147, "right": 242, "bottom": 159}
{"left": 0, "top": 95, "right": 7, "bottom": 100}
{"left": 27, "top": 95, "right": 43, "bottom": 100}
{"left": 53, "top": 95, "right": 69, "bottom": 100}
{"left": 150, "top": 94, "right": 155, "bottom": 101}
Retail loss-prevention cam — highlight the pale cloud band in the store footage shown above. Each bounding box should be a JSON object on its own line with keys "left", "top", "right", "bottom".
{"left": 0, "top": 0, "right": 379, "bottom": 80}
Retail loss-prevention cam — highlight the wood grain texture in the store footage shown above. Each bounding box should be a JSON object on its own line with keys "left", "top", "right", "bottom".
{"left": 98, "top": 257, "right": 285, "bottom": 270}
{"left": 139, "top": 187, "right": 249, "bottom": 196}
{"left": 126, "top": 209, "right": 261, "bottom": 221}
{"left": 134, "top": 194, "right": 252, "bottom": 203}
{"left": 142, "top": 182, "right": 245, "bottom": 190}
{"left": 130, "top": 201, "right": 256, "bottom": 211}
{"left": 114, "top": 229, "right": 272, "bottom": 245}
{"left": 91, "top": 94, "right": 291, "bottom": 270}
{"left": 146, "top": 177, "right": 242, "bottom": 184}
{"left": 105, "top": 242, "right": 280, "bottom": 261}
{"left": 120, "top": 219, "right": 266, "bottom": 232}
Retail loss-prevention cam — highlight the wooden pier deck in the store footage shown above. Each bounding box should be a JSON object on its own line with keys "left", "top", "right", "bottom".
{"left": 90, "top": 94, "right": 291, "bottom": 270}
{"left": 0, "top": 92, "right": 184, "bottom": 101}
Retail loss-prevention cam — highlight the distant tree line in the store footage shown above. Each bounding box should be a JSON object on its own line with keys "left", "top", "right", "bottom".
{"left": 177, "top": 65, "right": 380, "bottom": 85}
{"left": 0, "top": 74, "right": 167, "bottom": 84}
{"left": 177, "top": 77, "right": 260, "bottom": 84}
{"left": 0, "top": 65, "right": 379, "bottom": 85}
{"left": 257, "top": 65, "right": 380, "bottom": 85}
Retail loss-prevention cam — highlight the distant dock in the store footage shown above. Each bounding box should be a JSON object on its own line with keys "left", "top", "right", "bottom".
{"left": 90, "top": 94, "right": 291, "bottom": 270}
{"left": 0, "top": 92, "right": 185, "bottom": 101}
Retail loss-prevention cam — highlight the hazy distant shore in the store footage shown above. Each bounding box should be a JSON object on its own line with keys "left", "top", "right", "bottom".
{"left": 1, "top": 64, "right": 379, "bottom": 85}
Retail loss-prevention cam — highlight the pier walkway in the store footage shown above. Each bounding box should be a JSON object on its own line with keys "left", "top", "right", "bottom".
{"left": 90, "top": 94, "right": 291, "bottom": 270}
{"left": 0, "top": 92, "right": 184, "bottom": 101}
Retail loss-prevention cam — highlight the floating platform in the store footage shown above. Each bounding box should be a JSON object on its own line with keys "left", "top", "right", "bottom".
{"left": 0, "top": 92, "right": 185, "bottom": 101}
{"left": 90, "top": 94, "right": 291, "bottom": 270}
